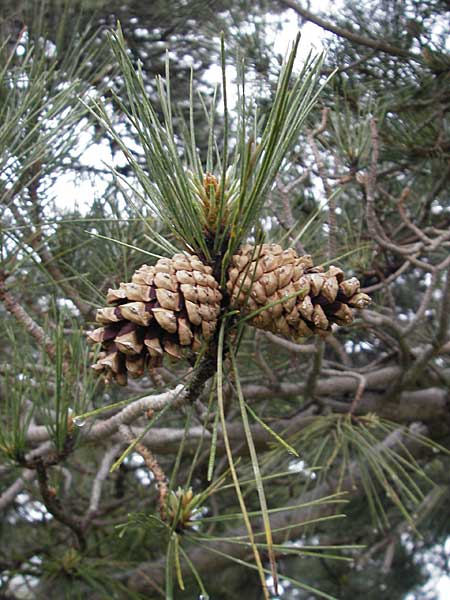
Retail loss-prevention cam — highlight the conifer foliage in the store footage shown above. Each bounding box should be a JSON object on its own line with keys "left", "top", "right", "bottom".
{"left": 1, "top": 1, "right": 449, "bottom": 599}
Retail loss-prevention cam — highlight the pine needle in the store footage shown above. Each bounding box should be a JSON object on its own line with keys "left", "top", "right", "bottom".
{"left": 216, "top": 319, "right": 270, "bottom": 600}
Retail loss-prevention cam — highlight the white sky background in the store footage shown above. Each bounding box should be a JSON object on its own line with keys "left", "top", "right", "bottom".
{"left": 49, "top": 7, "right": 333, "bottom": 213}
{"left": 47, "top": 4, "right": 449, "bottom": 599}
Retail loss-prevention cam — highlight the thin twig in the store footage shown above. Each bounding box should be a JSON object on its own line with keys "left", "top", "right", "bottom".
{"left": 361, "top": 260, "right": 410, "bottom": 293}
{"left": 307, "top": 108, "right": 337, "bottom": 259}
{"left": 322, "top": 51, "right": 377, "bottom": 75}
{"left": 35, "top": 460, "right": 86, "bottom": 551}
{"left": 395, "top": 188, "right": 432, "bottom": 245}
{"left": 324, "top": 334, "right": 351, "bottom": 366}
{"left": 279, "top": 0, "right": 421, "bottom": 61}
{"left": 0, "top": 469, "right": 36, "bottom": 511}
{"left": 264, "top": 331, "right": 316, "bottom": 354}
{"left": 136, "top": 443, "right": 169, "bottom": 520}
{"left": 0, "top": 276, "right": 56, "bottom": 361}
{"left": 254, "top": 331, "right": 279, "bottom": 387}
{"left": 119, "top": 425, "right": 169, "bottom": 519}
{"left": 303, "top": 338, "right": 324, "bottom": 401}
{"left": 403, "top": 269, "right": 437, "bottom": 335}
{"left": 361, "top": 121, "right": 449, "bottom": 274}
{"left": 364, "top": 118, "right": 380, "bottom": 239}
{"left": 322, "top": 369, "right": 367, "bottom": 414}
{"left": 87, "top": 443, "right": 123, "bottom": 517}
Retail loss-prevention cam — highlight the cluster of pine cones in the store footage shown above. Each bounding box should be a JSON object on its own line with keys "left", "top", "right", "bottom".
{"left": 88, "top": 244, "right": 370, "bottom": 385}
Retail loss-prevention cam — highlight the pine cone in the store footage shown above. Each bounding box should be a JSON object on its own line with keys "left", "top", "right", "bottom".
{"left": 89, "top": 244, "right": 370, "bottom": 384}
{"left": 88, "top": 254, "right": 222, "bottom": 385}
{"left": 226, "top": 244, "right": 371, "bottom": 338}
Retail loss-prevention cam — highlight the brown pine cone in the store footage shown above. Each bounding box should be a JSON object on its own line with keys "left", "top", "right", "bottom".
{"left": 226, "top": 244, "right": 371, "bottom": 338}
{"left": 88, "top": 254, "right": 222, "bottom": 385}
{"left": 89, "top": 244, "right": 370, "bottom": 384}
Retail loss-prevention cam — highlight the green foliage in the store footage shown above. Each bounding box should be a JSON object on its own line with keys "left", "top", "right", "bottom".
{"left": 1, "top": 1, "right": 449, "bottom": 598}
{"left": 88, "top": 27, "right": 327, "bottom": 276}
{"left": 290, "top": 414, "right": 446, "bottom": 529}
{"left": 0, "top": 314, "right": 98, "bottom": 460}
{"left": 0, "top": 3, "right": 111, "bottom": 200}
{"left": 0, "top": 329, "right": 36, "bottom": 462}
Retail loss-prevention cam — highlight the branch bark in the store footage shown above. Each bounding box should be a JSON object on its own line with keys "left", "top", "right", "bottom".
{"left": 279, "top": 1, "right": 421, "bottom": 61}
{"left": 0, "top": 469, "right": 35, "bottom": 511}
{"left": 0, "top": 277, "right": 56, "bottom": 361}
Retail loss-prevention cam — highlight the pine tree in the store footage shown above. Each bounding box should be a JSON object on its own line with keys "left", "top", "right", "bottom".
{"left": 0, "top": 1, "right": 449, "bottom": 599}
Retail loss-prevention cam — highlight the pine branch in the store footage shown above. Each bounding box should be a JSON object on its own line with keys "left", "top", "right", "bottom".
{"left": 263, "top": 331, "right": 316, "bottom": 354}
{"left": 0, "top": 468, "right": 35, "bottom": 511}
{"left": 279, "top": 0, "right": 420, "bottom": 61}
{"left": 35, "top": 459, "right": 86, "bottom": 551}
{"left": 0, "top": 275, "right": 56, "bottom": 361}
{"left": 126, "top": 427, "right": 420, "bottom": 592}
{"left": 25, "top": 405, "right": 318, "bottom": 457}
{"left": 82, "top": 386, "right": 186, "bottom": 443}
{"left": 86, "top": 443, "right": 123, "bottom": 518}
{"left": 133, "top": 437, "right": 169, "bottom": 519}
{"left": 307, "top": 108, "right": 336, "bottom": 259}
{"left": 23, "top": 366, "right": 449, "bottom": 451}
{"left": 4, "top": 201, "right": 93, "bottom": 317}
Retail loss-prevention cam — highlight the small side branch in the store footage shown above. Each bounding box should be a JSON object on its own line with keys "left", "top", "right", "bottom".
{"left": 136, "top": 443, "right": 169, "bottom": 520}
{"left": 0, "top": 469, "right": 36, "bottom": 511}
{"left": 0, "top": 276, "right": 56, "bottom": 361}
{"left": 35, "top": 460, "right": 86, "bottom": 551}
{"left": 87, "top": 385, "right": 186, "bottom": 442}
{"left": 307, "top": 108, "right": 337, "bottom": 259}
{"left": 322, "top": 369, "right": 367, "bottom": 414}
{"left": 279, "top": 0, "right": 420, "bottom": 61}
{"left": 87, "top": 443, "right": 123, "bottom": 518}
{"left": 119, "top": 425, "right": 169, "bottom": 520}
{"left": 304, "top": 338, "right": 324, "bottom": 401}
{"left": 264, "top": 331, "right": 316, "bottom": 354}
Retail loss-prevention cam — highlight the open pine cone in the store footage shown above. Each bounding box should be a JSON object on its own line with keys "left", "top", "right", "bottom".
{"left": 89, "top": 244, "right": 370, "bottom": 384}
{"left": 227, "top": 244, "right": 370, "bottom": 338}
{"left": 88, "top": 254, "right": 222, "bottom": 385}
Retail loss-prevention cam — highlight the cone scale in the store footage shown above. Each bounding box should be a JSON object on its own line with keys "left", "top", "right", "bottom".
{"left": 89, "top": 245, "right": 370, "bottom": 384}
